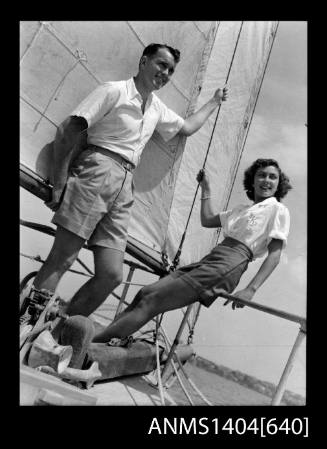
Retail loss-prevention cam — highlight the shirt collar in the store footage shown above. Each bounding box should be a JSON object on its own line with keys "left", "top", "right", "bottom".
{"left": 127, "top": 77, "right": 147, "bottom": 100}
{"left": 255, "top": 196, "right": 278, "bottom": 207}
{"left": 126, "top": 77, "right": 154, "bottom": 106}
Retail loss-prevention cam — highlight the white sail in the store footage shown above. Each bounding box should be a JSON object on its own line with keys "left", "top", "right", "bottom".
{"left": 20, "top": 21, "right": 277, "bottom": 269}
{"left": 164, "top": 21, "right": 278, "bottom": 266}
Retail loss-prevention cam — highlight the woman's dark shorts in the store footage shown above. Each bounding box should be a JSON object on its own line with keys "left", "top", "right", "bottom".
{"left": 169, "top": 237, "right": 253, "bottom": 307}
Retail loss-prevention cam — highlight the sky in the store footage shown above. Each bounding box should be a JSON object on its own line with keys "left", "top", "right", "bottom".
{"left": 20, "top": 21, "right": 307, "bottom": 397}
{"left": 193, "top": 21, "right": 307, "bottom": 396}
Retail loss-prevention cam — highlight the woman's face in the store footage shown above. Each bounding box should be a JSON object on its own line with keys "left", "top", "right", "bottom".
{"left": 253, "top": 165, "right": 280, "bottom": 203}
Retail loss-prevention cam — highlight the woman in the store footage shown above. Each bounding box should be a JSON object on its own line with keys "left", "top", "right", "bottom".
{"left": 92, "top": 158, "right": 292, "bottom": 343}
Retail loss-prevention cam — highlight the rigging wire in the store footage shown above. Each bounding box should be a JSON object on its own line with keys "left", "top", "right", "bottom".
{"left": 154, "top": 315, "right": 166, "bottom": 405}
{"left": 159, "top": 325, "right": 195, "bottom": 405}
{"left": 173, "top": 21, "right": 279, "bottom": 341}
{"left": 170, "top": 21, "right": 244, "bottom": 271}
{"left": 215, "top": 21, "right": 280, "bottom": 244}
{"left": 160, "top": 21, "right": 220, "bottom": 271}
{"left": 161, "top": 325, "right": 213, "bottom": 405}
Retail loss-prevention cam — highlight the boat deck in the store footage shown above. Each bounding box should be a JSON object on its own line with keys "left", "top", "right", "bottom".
{"left": 91, "top": 375, "right": 176, "bottom": 406}
{"left": 20, "top": 362, "right": 274, "bottom": 406}
{"left": 20, "top": 364, "right": 176, "bottom": 406}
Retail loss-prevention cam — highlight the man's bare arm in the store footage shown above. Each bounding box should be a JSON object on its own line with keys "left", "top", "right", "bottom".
{"left": 179, "top": 87, "right": 228, "bottom": 137}
{"left": 47, "top": 116, "right": 88, "bottom": 211}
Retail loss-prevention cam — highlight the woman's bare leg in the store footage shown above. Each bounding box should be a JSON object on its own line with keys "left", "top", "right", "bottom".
{"left": 92, "top": 275, "right": 199, "bottom": 342}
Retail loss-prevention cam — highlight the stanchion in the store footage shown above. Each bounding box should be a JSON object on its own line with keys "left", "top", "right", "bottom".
{"left": 271, "top": 324, "right": 306, "bottom": 405}
{"left": 161, "top": 304, "right": 194, "bottom": 379}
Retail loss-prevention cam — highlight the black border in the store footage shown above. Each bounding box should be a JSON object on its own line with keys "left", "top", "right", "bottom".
{"left": 14, "top": 16, "right": 316, "bottom": 443}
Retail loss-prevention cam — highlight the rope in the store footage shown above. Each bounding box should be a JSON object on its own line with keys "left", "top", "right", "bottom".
{"left": 215, "top": 21, "right": 279, "bottom": 244}
{"left": 168, "top": 355, "right": 195, "bottom": 405}
{"left": 41, "top": 22, "right": 101, "bottom": 84}
{"left": 20, "top": 220, "right": 157, "bottom": 277}
{"left": 161, "top": 304, "right": 193, "bottom": 378}
{"left": 185, "top": 376, "right": 213, "bottom": 406}
{"left": 20, "top": 252, "right": 93, "bottom": 278}
{"left": 187, "top": 302, "right": 202, "bottom": 344}
{"left": 154, "top": 315, "right": 166, "bottom": 405}
{"left": 169, "top": 21, "right": 278, "bottom": 337}
{"left": 179, "top": 304, "right": 197, "bottom": 343}
{"left": 161, "top": 326, "right": 212, "bottom": 406}
{"left": 115, "top": 266, "right": 135, "bottom": 318}
{"left": 20, "top": 252, "right": 147, "bottom": 287}
{"left": 170, "top": 21, "right": 244, "bottom": 271}
{"left": 160, "top": 22, "right": 220, "bottom": 268}
{"left": 160, "top": 327, "right": 194, "bottom": 405}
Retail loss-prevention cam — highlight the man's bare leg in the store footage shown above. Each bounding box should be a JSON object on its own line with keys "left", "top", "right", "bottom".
{"left": 60, "top": 315, "right": 95, "bottom": 369}
{"left": 92, "top": 276, "right": 199, "bottom": 342}
{"left": 65, "top": 246, "right": 124, "bottom": 317}
{"left": 33, "top": 226, "right": 86, "bottom": 292}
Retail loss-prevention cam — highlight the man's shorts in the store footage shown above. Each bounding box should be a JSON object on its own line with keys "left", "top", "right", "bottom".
{"left": 169, "top": 237, "right": 253, "bottom": 307}
{"left": 52, "top": 145, "right": 134, "bottom": 252}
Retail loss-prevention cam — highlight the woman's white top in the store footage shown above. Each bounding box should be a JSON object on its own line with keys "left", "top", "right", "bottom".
{"left": 219, "top": 197, "right": 290, "bottom": 260}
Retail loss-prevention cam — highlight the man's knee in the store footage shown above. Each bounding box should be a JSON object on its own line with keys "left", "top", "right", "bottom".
{"left": 111, "top": 271, "right": 123, "bottom": 289}
{"left": 46, "top": 247, "right": 78, "bottom": 273}
{"left": 50, "top": 226, "right": 85, "bottom": 268}
{"left": 94, "top": 268, "right": 123, "bottom": 290}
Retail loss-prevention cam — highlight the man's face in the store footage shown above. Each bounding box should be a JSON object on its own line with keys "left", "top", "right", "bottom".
{"left": 140, "top": 48, "right": 177, "bottom": 91}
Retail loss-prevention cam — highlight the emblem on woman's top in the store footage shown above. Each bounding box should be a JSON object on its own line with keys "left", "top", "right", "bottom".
{"left": 247, "top": 212, "right": 257, "bottom": 227}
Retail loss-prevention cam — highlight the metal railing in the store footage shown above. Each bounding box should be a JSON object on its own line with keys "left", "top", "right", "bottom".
{"left": 161, "top": 293, "right": 306, "bottom": 405}
{"left": 20, "top": 219, "right": 306, "bottom": 406}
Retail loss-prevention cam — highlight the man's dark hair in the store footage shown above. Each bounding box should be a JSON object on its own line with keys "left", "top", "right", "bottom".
{"left": 243, "top": 158, "right": 292, "bottom": 202}
{"left": 142, "top": 43, "right": 181, "bottom": 63}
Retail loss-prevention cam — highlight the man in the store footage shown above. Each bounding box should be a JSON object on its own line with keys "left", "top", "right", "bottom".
{"left": 29, "top": 43, "right": 228, "bottom": 320}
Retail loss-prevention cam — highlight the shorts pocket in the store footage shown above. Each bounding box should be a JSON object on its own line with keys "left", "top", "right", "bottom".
{"left": 69, "top": 149, "right": 95, "bottom": 177}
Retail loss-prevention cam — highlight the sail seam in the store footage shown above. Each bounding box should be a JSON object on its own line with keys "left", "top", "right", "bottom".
{"left": 215, "top": 21, "right": 280, "bottom": 245}
{"left": 20, "top": 22, "right": 44, "bottom": 65}
{"left": 40, "top": 21, "right": 102, "bottom": 84}
{"left": 191, "top": 21, "right": 210, "bottom": 39}
{"left": 33, "top": 52, "right": 87, "bottom": 133}
{"left": 161, "top": 22, "right": 220, "bottom": 263}
{"left": 126, "top": 21, "right": 196, "bottom": 102}
{"left": 170, "top": 21, "right": 244, "bottom": 270}
{"left": 20, "top": 94, "right": 58, "bottom": 129}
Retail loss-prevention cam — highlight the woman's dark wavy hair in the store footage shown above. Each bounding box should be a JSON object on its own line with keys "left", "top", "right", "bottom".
{"left": 142, "top": 43, "right": 181, "bottom": 63}
{"left": 243, "top": 158, "right": 292, "bottom": 202}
